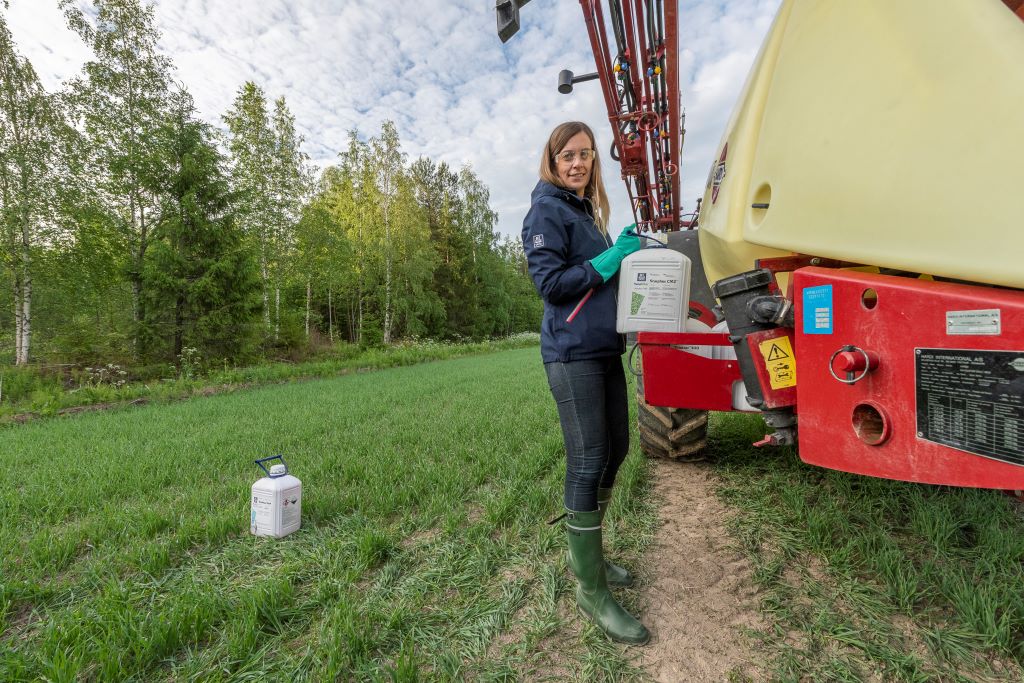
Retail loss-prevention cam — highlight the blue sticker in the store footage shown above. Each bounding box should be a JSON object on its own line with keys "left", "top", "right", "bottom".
{"left": 532, "top": 234, "right": 544, "bottom": 248}
{"left": 803, "top": 285, "right": 833, "bottom": 334}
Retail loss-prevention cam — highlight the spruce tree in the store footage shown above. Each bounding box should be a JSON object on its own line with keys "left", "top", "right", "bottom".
{"left": 142, "top": 92, "right": 260, "bottom": 362}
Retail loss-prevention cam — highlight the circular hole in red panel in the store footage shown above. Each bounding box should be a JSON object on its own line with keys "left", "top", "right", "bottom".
{"left": 852, "top": 403, "right": 890, "bottom": 445}
{"left": 861, "top": 288, "right": 878, "bottom": 310}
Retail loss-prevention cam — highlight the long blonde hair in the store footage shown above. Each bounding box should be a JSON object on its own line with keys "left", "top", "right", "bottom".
{"left": 539, "top": 121, "right": 611, "bottom": 233}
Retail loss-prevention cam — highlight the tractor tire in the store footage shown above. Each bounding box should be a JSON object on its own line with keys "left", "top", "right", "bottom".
{"left": 629, "top": 228, "right": 716, "bottom": 463}
{"left": 635, "top": 376, "right": 709, "bottom": 462}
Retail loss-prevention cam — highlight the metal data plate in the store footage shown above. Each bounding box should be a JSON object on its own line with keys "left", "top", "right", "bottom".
{"left": 916, "top": 348, "right": 1024, "bottom": 465}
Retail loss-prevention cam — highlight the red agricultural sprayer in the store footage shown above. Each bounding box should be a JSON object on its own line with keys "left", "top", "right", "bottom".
{"left": 498, "top": 0, "right": 1024, "bottom": 493}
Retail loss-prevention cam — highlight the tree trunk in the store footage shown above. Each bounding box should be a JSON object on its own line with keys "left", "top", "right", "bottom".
{"left": 16, "top": 191, "right": 31, "bottom": 366}
{"left": 347, "top": 299, "right": 356, "bottom": 343}
{"left": 327, "top": 286, "right": 333, "bottom": 343}
{"left": 174, "top": 294, "right": 184, "bottom": 359}
{"left": 13, "top": 276, "right": 23, "bottom": 366}
{"left": 128, "top": 191, "right": 141, "bottom": 344}
{"left": 357, "top": 290, "right": 363, "bottom": 346}
{"left": 129, "top": 190, "right": 148, "bottom": 358}
{"left": 274, "top": 286, "right": 280, "bottom": 342}
{"left": 305, "top": 279, "right": 311, "bottom": 339}
{"left": 259, "top": 233, "right": 270, "bottom": 331}
{"left": 19, "top": 248, "right": 30, "bottom": 365}
{"left": 383, "top": 206, "right": 393, "bottom": 345}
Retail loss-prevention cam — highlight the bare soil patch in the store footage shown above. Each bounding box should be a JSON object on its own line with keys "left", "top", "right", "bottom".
{"left": 635, "top": 459, "right": 765, "bottom": 682}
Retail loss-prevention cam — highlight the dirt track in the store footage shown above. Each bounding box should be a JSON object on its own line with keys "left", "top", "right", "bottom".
{"left": 635, "top": 459, "right": 764, "bottom": 681}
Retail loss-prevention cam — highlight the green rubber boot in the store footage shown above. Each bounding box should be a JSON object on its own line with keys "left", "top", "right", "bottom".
{"left": 597, "top": 488, "right": 634, "bottom": 587}
{"left": 566, "top": 509, "right": 650, "bottom": 645}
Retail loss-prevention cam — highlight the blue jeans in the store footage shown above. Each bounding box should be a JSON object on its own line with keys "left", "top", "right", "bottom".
{"left": 544, "top": 357, "right": 630, "bottom": 512}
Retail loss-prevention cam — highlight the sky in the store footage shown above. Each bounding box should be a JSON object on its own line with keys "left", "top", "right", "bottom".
{"left": 4, "top": 0, "right": 781, "bottom": 240}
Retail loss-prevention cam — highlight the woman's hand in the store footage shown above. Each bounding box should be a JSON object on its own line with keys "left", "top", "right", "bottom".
{"left": 590, "top": 224, "right": 644, "bottom": 282}
{"left": 613, "top": 224, "right": 641, "bottom": 255}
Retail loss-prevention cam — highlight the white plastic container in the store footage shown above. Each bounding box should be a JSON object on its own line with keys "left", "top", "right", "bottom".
{"left": 676, "top": 318, "right": 714, "bottom": 358}
{"left": 251, "top": 456, "right": 302, "bottom": 538}
{"left": 616, "top": 248, "right": 692, "bottom": 333}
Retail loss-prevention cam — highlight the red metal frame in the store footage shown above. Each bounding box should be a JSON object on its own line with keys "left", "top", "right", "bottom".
{"left": 578, "top": 0, "right": 682, "bottom": 232}
{"left": 794, "top": 267, "right": 1024, "bottom": 489}
{"left": 755, "top": 255, "right": 860, "bottom": 275}
{"left": 637, "top": 332, "right": 741, "bottom": 411}
{"left": 755, "top": 254, "right": 861, "bottom": 298}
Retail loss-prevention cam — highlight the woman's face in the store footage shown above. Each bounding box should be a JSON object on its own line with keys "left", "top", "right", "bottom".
{"left": 555, "top": 131, "right": 594, "bottom": 197}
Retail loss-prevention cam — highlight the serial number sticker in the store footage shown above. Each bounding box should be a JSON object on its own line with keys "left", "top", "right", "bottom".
{"left": 802, "top": 285, "right": 833, "bottom": 335}
{"left": 759, "top": 336, "right": 797, "bottom": 389}
{"left": 946, "top": 309, "right": 1001, "bottom": 336}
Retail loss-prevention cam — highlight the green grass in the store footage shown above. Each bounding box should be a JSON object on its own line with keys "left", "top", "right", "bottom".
{"left": 0, "top": 346, "right": 656, "bottom": 682}
{"left": 0, "top": 335, "right": 540, "bottom": 423}
{"left": 708, "top": 412, "right": 1024, "bottom": 682}
{"left": 8, "top": 344, "right": 1022, "bottom": 681}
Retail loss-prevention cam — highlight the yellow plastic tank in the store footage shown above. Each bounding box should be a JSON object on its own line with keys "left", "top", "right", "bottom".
{"left": 698, "top": 0, "right": 1024, "bottom": 290}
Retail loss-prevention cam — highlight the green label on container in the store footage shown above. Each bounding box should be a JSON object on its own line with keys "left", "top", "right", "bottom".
{"left": 631, "top": 292, "right": 645, "bottom": 315}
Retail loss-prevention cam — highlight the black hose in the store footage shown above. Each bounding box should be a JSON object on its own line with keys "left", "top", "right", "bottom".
{"left": 604, "top": 3, "right": 637, "bottom": 112}
{"left": 646, "top": 0, "right": 656, "bottom": 56}
{"left": 628, "top": 342, "right": 643, "bottom": 378}
{"left": 657, "top": 0, "right": 664, "bottom": 45}
{"left": 609, "top": 1, "right": 628, "bottom": 54}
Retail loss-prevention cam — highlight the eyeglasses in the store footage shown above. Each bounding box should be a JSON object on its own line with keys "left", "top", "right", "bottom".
{"left": 554, "top": 148, "right": 595, "bottom": 164}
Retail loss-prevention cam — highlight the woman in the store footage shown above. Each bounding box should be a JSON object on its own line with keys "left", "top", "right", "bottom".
{"left": 521, "top": 121, "right": 649, "bottom": 645}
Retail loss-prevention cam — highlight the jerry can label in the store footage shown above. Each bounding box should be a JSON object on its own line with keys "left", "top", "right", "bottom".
{"left": 280, "top": 487, "right": 301, "bottom": 529}
{"left": 628, "top": 269, "right": 681, "bottom": 318}
{"left": 251, "top": 493, "right": 274, "bottom": 531}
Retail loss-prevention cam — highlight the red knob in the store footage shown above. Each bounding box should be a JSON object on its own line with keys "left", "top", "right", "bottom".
{"left": 835, "top": 351, "right": 865, "bottom": 372}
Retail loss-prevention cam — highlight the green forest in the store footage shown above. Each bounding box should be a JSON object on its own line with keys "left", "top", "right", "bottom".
{"left": 0, "top": 0, "right": 542, "bottom": 379}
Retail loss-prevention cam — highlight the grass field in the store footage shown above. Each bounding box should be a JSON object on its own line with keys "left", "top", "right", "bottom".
{"left": 0, "top": 347, "right": 655, "bottom": 681}
{"left": 709, "top": 413, "right": 1024, "bottom": 682}
{"left": 3, "top": 346, "right": 1024, "bottom": 682}
{"left": 0, "top": 335, "right": 541, "bottom": 423}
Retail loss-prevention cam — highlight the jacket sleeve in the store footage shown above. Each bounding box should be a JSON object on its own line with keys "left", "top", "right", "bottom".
{"left": 522, "top": 203, "right": 604, "bottom": 305}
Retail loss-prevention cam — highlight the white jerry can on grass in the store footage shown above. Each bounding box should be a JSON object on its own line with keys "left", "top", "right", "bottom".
{"left": 251, "top": 455, "right": 302, "bottom": 538}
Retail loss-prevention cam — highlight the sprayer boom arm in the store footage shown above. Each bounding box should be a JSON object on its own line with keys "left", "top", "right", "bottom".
{"left": 498, "top": 1, "right": 685, "bottom": 232}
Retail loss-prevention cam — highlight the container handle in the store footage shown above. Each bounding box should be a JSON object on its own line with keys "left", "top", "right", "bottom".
{"left": 255, "top": 454, "right": 288, "bottom": 477}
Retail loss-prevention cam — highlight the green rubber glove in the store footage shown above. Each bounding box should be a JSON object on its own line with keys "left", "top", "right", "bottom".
{"left": 614, "top": 224, "right": 642, "bottom": 253}
{"left": 589, "top": 225, "right": 642, "bottom": 282}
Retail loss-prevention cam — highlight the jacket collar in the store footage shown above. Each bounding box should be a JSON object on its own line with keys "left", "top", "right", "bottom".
{"left": 532, "top": 180, "right": 594, "bottom": 217}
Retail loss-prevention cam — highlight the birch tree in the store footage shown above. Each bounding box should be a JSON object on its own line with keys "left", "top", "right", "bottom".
{"left": 294, "top": 198, "right": 351, "bottom": 342}
{"left": 370, "top": 121, "right": 403, "bottom": 344}
{"left": 387, "top": 167, "right": 440, "bottom": 338}
{"left": 224, "top": 86, "right": 314, "bottom": 344}
{"left": 269, "top": 96, "right": 312, "bottom": 340}
{"left": 458, "top": 165, "right": 502, "bottom": 336}
{"left": 328, "top": 133, "right": 379, "bottom": 345}
{"left": 61, "top": 0, "right": 172, "bottom": 355}
{"left": 0, "top": 9, "right": 68, "bottom": 364}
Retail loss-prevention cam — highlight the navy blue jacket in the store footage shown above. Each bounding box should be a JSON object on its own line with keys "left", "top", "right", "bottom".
{"left": 522, "top": 180, "right": 624, "bottom": 363}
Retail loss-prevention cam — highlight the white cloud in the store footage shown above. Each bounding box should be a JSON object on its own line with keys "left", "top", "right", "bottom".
{"left": 4, "top": 0, "right": 780, "bottom": 238}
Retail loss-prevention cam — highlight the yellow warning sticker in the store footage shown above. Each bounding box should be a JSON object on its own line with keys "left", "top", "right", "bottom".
{"left": 758, "top": 336, "right": 797, "bottom": 390}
